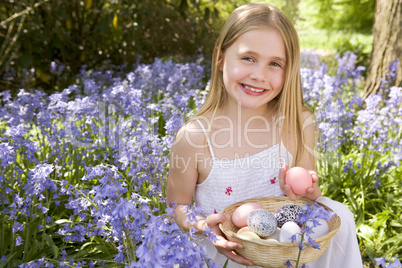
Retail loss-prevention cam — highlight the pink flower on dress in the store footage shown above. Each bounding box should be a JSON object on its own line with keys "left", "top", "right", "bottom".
{"left": 270, "top": 177, "right": 277, "bottom": 184}
{"left": 225, "top": 187, "right": 233, "bottom": 195}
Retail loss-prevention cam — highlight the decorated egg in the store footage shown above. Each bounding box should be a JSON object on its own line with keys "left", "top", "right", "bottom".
{"left": 274, "top": 204, "right": 303, "bottom": 228}
{"left": 305, "top": 218, "right": 329, "bottom": 239}
{"left": 232, "top": 202, "right": 262, "bottom": 228}
{"left": 247, "top": 209, "right": 278, "bottom": 238}
{"left": 279, "top": 221, "right": 301, "bottom": 243}
{"left": 286, "top": 167, "right": 312, "bottom": 195}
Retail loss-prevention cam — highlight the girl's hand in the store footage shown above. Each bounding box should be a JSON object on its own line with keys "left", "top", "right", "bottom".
{"left": 205, "top": 213, "right": 254, "bottom": 266}
{"left": 278, "top": 164, "right": 322, "bottom": 201}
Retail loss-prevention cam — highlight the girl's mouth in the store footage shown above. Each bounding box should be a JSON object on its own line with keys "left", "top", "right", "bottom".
{"left": 241, "top": 84, "right": 267, "bottom": 94}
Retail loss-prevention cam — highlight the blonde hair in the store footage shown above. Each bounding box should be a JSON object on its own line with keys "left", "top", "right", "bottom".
{"left": 193, "top": 2, "right": 313, "bottom": 167}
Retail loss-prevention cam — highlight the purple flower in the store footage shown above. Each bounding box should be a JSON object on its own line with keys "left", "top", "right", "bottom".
{"left": 0, "top": 142, "right": 15, "bottom": 168}
{"left": 203, "top": 226, "right": 218, "bottom": 243}
{"left": 376, "top": 257, "right": 388, "bottom": 267}
{"left": 15, "top": 235, "right": 23, "bottom": 246}
{"left": 380, "top": 59, "right": 400, "bottom": 89}
{"left": 393, "top": 258, "right": 402, "bottom": 267}
{"left": 184, "top": 204, "right": 202, "bottom": 223}
{"left": 12, "top": 221, "right": 24, "bottom": 233}
{"left": 285, "top": 260, "right": 294, "bottom": 268}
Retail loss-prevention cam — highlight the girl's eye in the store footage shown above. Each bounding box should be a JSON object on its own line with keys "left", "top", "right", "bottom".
{"left": 242, "top": 57, "right": 254, "bottom": 62}
{"left": 270, "top": 62, "right": 282, "bottom": 68}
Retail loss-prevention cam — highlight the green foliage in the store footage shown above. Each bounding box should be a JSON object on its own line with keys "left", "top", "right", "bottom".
{"left": 318, "top": 108, "right": 402, "bottom": 263}
{"left": 320, "top": 149, "right": 402, "bottom": 262}
{"left": 0, "top": 0, "right": 242, "bottom": 92}
{"left": 335, "top": 37, "right": 371, "bottom": 76}
{"left": 297, "top": 0, "right": 375, "bottom": 33}
{"left": 1, "top": 0, "right": 378, "bottom": 93}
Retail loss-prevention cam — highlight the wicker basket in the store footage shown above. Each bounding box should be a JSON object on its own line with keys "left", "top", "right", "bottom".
{"left": 219, "top": 196, "right": 341, "bottom": 268}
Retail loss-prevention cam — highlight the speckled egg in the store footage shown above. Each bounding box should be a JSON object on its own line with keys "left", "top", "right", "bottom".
{"left": 232, "top": 202, "right": 262, "bottom": 228}
{"left": 247, "top": 209, "right": 278, "bottom": 238}
{"left": 274, "top": 204, "right": 303, "bottom": 228}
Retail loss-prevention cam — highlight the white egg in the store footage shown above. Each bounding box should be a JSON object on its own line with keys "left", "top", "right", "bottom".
{"left": 264, "top": 228, "right": 280, "bottom": 241}
{"left": 305, "top": 218, "right": 329, "bottom": 239}
{"left": 279, "top": 222, "right": 301, "bottom": 243}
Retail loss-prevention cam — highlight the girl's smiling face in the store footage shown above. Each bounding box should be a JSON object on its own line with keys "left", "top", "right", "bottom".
{"left": 220, "top": 27, "right": 286, "bottom": 112}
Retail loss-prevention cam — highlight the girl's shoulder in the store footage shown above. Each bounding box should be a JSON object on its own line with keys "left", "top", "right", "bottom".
{"left": 301, "top": 105, "right": 315, "bottom": 119}
{"left": 172, "top": 117, "right": 210, "bottom": 154}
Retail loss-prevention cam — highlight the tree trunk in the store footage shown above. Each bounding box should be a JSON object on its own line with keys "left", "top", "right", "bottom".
{"left": 363, "top": 0, "right": 402, "bottom": 98}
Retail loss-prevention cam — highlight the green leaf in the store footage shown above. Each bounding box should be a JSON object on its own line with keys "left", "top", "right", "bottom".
{"left": 0, "top": 251, "right": 18, "bottom": 268}
{"left": 390, "top": 220, "right": 402, "bottom": 228}
{"left": 43, "top": 234, "right": 59, "bottom": 259}
{"left": 223, "top": 258, "right": 229, "bottom": 268}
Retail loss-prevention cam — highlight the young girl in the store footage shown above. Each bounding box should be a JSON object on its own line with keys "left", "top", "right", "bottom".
{"left": 166, "top": 2, "right": 362, "bottom": 267}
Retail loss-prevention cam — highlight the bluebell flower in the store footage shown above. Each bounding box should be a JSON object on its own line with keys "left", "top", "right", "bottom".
{"left": 203, "top": 226, "right": 218, "bottom": 244}
{"left": 15, "top": 235, "right": 23, "bottom": 246}
{"left": 0, "top": 90, "right": 12, "bottom": 102}
{"left": 189, "top": 226, "right": 199, "bottom": 239}
{"left": 288, "top": 202, "right": 334, "bottom": 266}
{"left": 285, "top": 260, "right": 293, "bottom": 268}
{"left": 0, "top": 142, "right": 15, "bottom": 168}
{"left": 374, "top": 178, "right": 382, "bottom": 189}
{"left": 375, "top": 257, "right": 388, "bottom": 267}
{"left": 12, "top": 221, "right": 24, "bottom": 233}
{"left": 206, "top": 259, "right": 222, "bottom": 268}
{"left": 380, "top": 59, "right": 400, "bottom": 90}
{"left": 393, "top": 257, "right": 402, "bottom": 267}
{"left": 184, "top": 204, "right": 202, "bottom": 223}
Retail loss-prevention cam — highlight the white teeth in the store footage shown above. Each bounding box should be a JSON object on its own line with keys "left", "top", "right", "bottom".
{"left": 243, "top": 84, "right": 265, "bottom": 93}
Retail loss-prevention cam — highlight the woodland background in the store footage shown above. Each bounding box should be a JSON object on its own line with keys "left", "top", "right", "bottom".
{"left": 1, "top": 0, "right": 400, "bottom": 95}
{"left": 0, "top": 0, "right": 401, "bottom": 268}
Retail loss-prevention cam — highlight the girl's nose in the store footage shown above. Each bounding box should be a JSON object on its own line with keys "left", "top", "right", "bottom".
{"left": 250, "top": 64, "right": 267, "bottom": 82}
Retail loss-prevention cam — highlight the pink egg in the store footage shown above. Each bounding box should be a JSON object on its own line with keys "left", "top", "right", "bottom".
{"left": 232, "top": 203, "right": 262, "bottom": 228}
{"left": 286, "top": 167, "right": 312, "bottom": 195}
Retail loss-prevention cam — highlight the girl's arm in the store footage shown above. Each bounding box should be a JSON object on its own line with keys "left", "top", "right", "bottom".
{"left": 166, "top": 123, "right": 204, "bottom": 232}
{"left": 279, "top": 110, "right": 322, "bottom": 201}
{"left": 166, "top": 123, "right": 254, "bottom": 266}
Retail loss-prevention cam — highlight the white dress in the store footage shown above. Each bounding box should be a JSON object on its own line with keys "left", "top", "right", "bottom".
{"left": 193, "top": 119, "right": 363, "bottom": 268}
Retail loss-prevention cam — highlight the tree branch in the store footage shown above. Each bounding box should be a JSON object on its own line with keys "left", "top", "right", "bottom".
{"left": 0, "top": 0, "right": 50, "bottom": 28}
